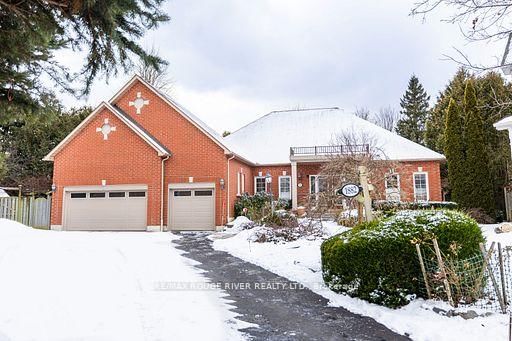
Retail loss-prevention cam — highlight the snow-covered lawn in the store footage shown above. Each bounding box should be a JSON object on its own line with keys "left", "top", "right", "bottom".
{"left": 213, "top": 218, "right": 509, "bottom": 341}
{"left": 0, "top": 219, "right": 248, "bottom": 341}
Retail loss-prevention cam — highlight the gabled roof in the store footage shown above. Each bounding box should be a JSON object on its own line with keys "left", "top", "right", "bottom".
{"left": 43, "top": 102, "right": 171, "bottom": 161}
{"left": 224, "top": 107, "right": 445, "bottom": 164}
{"left": 109, "top": 75, "right": 233, "bottom": 153}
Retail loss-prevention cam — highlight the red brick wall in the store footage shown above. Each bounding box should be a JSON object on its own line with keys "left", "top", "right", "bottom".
{"left": 52, "top": 79, "right": 233, "bottom": 227}
{"left": 247, "top": 161, "right": 442, "bottom": 208}
{"left": 51, "top": 108, "right": 162, "bottom": 226}
{"left": 113, "top": 80, "right": 230, "bottom": 226}
{"left": 252, "top": 165, "right": 292, "bottom": 198}
{"left": 296, "top": 163, "right": 323, "bottom": 205}
{"left": 373, "top": 161, "right": 443, "bottom": 202}
{"left": 227, "top": 158, "right": 253, "bottom": 219}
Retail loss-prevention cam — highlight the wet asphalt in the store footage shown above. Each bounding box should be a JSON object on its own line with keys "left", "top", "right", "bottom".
{"left": 173, "top": 233, "right": 410, "bottom": 341}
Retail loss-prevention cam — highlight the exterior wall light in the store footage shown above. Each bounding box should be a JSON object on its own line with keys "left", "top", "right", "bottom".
{"left": 219, "top": 178, "right": 225, "bottom": 190}
{"left": 51, "top": 184, "right": 57, "bottom": 193}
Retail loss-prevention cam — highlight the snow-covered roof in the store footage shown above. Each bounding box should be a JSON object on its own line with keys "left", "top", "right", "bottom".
{"left": 224, "top": 108, "right": 445, "bottom": 165}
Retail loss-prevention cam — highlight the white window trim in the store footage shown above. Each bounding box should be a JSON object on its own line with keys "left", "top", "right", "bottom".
{"left": 413, "top": 172, "right": 429, "bottom": 202}
{"left": 385, "top": 174, "right": 401, "bottom": 201}
{"left": 241, "top": 173, "right": 245, "bottom": 193}
{"left": 278, "top": 176, "right": 292, "bottom": 200}
{"left": 254, "top": 176, "right": 266, "bottom": 193}
{"left": 237, "top": 172, "right": 241, "bottom": 196}
{"left": 310, "top": 175, "right": 325, "bottom": 194}
{"left": 309, "top": 175, "right": 317, "bottom": 194}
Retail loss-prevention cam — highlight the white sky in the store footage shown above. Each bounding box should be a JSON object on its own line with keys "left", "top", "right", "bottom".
{"left": 56, "top": 0, "right": 502, "bottom": 134}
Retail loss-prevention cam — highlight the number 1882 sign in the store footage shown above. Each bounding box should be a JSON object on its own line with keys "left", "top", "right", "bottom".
{"left": 337, "top": 183, "right": 361, "bottom": 198}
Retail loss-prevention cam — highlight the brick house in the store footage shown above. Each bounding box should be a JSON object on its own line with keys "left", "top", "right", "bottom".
{"left": 44, "top": 75, "right": 444, "bottom": 231}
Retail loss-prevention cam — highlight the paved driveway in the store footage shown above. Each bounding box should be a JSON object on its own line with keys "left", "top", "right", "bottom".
{"left": 174, "top": 233, "right": 410, "bottom": 341}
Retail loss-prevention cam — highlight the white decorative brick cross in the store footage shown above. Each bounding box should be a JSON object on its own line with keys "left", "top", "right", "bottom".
{"left": 96, "top": 118, "right": 116, "bottom": 140}
{"left": 128, "top": 92, "right": 150, "bottom": 114}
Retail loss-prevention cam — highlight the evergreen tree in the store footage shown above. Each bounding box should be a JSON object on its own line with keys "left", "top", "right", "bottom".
{"left": 444, "top": 98, "right": 466, "bottom": 205}
{"left": 425, "top": 69, "right": 469, "bottom": 152}
{"left": 426, "top": 69, "right": 512, "bottom": 215}
{"left": 0, "top": 0, "right": 169, "bottom": 121}
{"left": 463, "top": 80, "right": 495, "bottom": 213}
{"left": 0, "top": 100, "right": 91, "bottom": 191}
{"left": 396, "top": 75, "right": 430, "bottom": 144}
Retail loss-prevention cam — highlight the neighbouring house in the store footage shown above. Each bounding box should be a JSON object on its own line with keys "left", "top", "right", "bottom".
{"left": 494, "top": 116, "right": 512, "bottom": 219}
{"left": 44, "top": 75, "right": 444, "bottom": 231}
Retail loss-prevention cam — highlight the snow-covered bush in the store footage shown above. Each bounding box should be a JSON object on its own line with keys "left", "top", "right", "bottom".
{"left": 373, "top": 200, "right": 458, "bottom": 218}
{"left": 250, "top": 219, "right": 324, "bottom": 243}
{"left": 262, "top": 210, "right": 298, "bottom": 227}
{"left": 321, "top": 210, "right": 484, "bottom": 308}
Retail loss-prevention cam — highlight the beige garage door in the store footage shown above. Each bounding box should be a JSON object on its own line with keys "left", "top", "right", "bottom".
{"left": 169, "top": 188, "right": 215, "bottom": 231}
{"left": 64, "top": 190, "right": 147, "bottom": 231}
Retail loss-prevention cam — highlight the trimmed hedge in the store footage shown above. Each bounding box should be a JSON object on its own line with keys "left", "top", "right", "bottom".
{"left": 373, "top": 200, "right": 458, "bottom": 218}
{"left": 321, "top": 210, "right": 484, "bottom": 308}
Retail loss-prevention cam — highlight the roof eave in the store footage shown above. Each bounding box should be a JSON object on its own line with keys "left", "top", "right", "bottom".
{"left": 42, "top": 101, "right": 171, "bottom": 162}
{"left": 224, "top": 151, "right": 257, "bottom": 166}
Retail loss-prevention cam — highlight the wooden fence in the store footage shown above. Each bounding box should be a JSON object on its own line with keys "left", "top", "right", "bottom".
{"left": 0, "top": 196, "right": 51, "bottom": 229}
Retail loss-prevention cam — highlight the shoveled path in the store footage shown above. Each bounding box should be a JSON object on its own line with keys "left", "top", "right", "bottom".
{"left": 173, "top": 233, "right": 410, "bottom": 341}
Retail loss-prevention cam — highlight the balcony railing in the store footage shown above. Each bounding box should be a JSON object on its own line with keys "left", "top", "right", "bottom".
{"left": 290, "top": 144, "right": 370, "bottom": 156}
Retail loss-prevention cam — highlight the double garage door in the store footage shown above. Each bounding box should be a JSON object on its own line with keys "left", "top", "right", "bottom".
{"left": 64, "top": 189, "right": 147, "bottom": 231}
{"left": 63, "top": 185, "right": 215, "bottom": 231}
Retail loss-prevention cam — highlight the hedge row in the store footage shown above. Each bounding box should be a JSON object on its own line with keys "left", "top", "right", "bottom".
{"left": 321, "top": 210, "right": 484, "bottom": 308}
{"left": 373, "top": 200, "right": 458, "bottom": 218}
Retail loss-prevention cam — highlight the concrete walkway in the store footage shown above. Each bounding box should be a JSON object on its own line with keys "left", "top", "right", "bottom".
{"left": 173, "top": 233, "right": 410, "bottom": 341}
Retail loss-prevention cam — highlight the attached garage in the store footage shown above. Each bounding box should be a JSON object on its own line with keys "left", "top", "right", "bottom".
{"left": 63, "top": 186, "right": 147, "bottom": 231}
{"left": 169, "top": 184, "right": 215, "bottom": 231}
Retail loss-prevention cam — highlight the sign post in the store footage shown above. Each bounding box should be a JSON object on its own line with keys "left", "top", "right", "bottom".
{"left": 358, "top": 166, "right": 373, "bottom": 222}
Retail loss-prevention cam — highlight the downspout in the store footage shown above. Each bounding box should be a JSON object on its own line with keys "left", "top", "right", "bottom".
{"left": 226, "top": 154, "right": 236, "bottom": 222}
{"left": 160, "top": 155, "right": 170, "bottom": 232}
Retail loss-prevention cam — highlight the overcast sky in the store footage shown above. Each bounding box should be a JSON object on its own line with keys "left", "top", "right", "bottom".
{"left": 57, "top": 0, "right": 501, "bottom": 133}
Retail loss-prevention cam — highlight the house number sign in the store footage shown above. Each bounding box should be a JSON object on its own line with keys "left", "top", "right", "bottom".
{"left": 337, "top": 183, "right": 361, "bottom": 198}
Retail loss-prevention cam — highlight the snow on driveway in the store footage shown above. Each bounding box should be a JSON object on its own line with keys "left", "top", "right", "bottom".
{"left": 0, "top": 219, "right": 248, "bottom": 341}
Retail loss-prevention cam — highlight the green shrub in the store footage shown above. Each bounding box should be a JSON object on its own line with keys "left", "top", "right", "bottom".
{"left": 234, "top": 192, "right": 290, "bottom": 221}
{"left": 321, "top": 210, "right": 484, "bottom": 308}
{"left": 373, "top": 200, "right": 458, "bottom": 218}
{"left": 262, "top": 210, "right": 298, "bottom": 227}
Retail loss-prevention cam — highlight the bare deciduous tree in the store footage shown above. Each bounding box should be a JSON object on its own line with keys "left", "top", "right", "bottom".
{"left": 373, "top": 106, "right": 400, "bottom": 132}
{"left": 412, "top": 0, "right": 512, "bottom": 71}
{"left": 307, "top": 131, "right": 399, "bottom": 223}
{"left": 354, "top": 107, "right": 372, "bottom": 120}
{"left": 136, "top": 47, "right": 174, "bottom": 93}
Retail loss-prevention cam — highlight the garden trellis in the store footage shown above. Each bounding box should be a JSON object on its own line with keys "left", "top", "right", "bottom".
{"left": 416, "top": 239, "right": 512, "bottom": 314}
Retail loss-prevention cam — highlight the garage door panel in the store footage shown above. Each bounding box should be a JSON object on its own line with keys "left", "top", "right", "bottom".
{"left": 65, "top": 190, "right": 147, "bottom": 231}
{"left": 170, "top": 187, "right": 215, "bottom": 231}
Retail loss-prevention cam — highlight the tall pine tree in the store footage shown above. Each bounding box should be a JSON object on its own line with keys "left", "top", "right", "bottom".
{"left": 425, "top": 69, "right": 469, "bottom": 153}
{"left": 426, "top": 69, "right": 512, "bottom": 215}
{"left": 463, "top": 80, "right": 495, "bottom": 214}
{"left": 444, "top": 98, "right": 465, "bottom": 205}
{"left": 396, "top": 75, "right": 430, "bottom": 145}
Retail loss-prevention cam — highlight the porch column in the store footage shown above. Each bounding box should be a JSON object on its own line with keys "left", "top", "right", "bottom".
{"left": 291, "top": 161, "right": 298, "bottom": 210}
